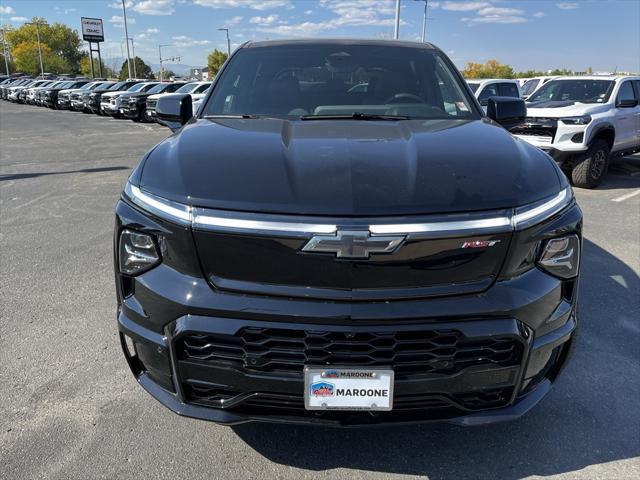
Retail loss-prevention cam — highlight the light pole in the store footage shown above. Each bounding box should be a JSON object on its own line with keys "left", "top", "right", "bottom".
{"left": 0, "top": 28, "right": 10, "bottom": 75}
{"left": 217, "top": 28, "right": 230, "bottom": 56}
{"left": 26, "top": 20, "right": 48, "bottom": 78}
{"left": 393, "top": 0, "right": 401, "bottom": 40}
{"left": 122, "top": 0, "right": 132, "bottom": 79}
{"left": 158, "top": 43, "right": 173, "bottom": 81}
{"left": 414, "top": 0, "right": 428, "bottom": 42}
{"left": 128, "top": 37, "right": 137, "bottom": 78}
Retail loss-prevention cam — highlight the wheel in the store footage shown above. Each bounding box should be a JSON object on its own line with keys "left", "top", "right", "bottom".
{"left": 571, "top": 139, "right": 610, "bottom": 189}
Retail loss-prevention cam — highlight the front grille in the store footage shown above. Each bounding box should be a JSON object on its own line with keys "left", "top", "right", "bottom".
{"left": 183, "top": 382, "right": 514, "bottom": 412}
{"left": 178, "top": 327, "right": 523, "bottom": 378}
{"left": 510, "top": 117, "right": 558, "bottom": 140}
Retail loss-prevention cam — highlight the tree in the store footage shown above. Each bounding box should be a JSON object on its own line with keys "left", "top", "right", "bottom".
{"left": 80, "top": 53, "right": 116, "bottom": 79}
{"left": 207, "top": 49, "right": 228, "bottom": 77}
{"left": 5, "top": 18, "right": 83, "bottom": 74}
{"left": 118, "top": 56, "right": 154, "bottom": 80}
{"left": 462, "top": 59, "right": 514, "bottom": 79}
{"left": 155, "top": 69, "right": 175, "bottom": 80}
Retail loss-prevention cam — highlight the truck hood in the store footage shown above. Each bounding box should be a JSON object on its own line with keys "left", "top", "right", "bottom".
{"left": 138, "top": 117, "right": 564, "bottom": 216}
{"left": 102, "top": 91, "right": 125, "bottom": 99}
{"left": 525, "top": 100, "right": 610, "bottom": 118}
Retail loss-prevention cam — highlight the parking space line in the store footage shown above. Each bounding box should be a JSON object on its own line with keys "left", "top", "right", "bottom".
{"left": 611, "top": 189, "right": 640, "bottom": 202}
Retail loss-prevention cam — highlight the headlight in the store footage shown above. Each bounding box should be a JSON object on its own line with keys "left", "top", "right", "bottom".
{"left": 118, "top": 229, "right": 161, "bottom": 275}
{"left": 560, "top": 115, "right": 591, "bottom": 125}
{"left": 537, "top": 234, "right": 580, "bottom": 279}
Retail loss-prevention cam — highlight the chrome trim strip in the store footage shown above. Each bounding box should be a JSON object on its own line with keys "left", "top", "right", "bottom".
{"left": 369, "top": 216, "right": 511, "bottom": 235}
{"left": 125, "top": 182, "right": 571, "bottom": 236}
{"left": 126, "top": 183, "right": 192, "bottom": 224}
{"left": 192, "top": 212, "right": 337, "bottom": 234}
{"left": 512, "top": 188, "right": 570, "bottom": 230}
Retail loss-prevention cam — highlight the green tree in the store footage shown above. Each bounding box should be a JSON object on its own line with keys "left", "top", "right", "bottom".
{"left": 118, "top": 56, "right": 154, "bottom": 80}
{"left": 462, "top": 59, "right": 514, "bottom": 79}
{"left": 80, "top": 53, "right": 116, "bottom": 79}
{"left": 207, "top": 49, "right": 228, "bottom": 77}
{"left": 5, "top": 18, "right": 83, "bottom": 74}
{"left": 155, "top": 69, "right": 176, "bottom": 80}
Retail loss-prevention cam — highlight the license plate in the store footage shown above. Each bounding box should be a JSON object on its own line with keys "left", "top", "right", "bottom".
{"left": 304, "top": 366, "right": 394, "bottom": 411}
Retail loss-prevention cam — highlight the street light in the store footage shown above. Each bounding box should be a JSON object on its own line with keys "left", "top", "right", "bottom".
{"left": 393, "top": 0, "right": 401, "bottom": 40}
{"left": 128, "top": 37, "right": 137, "bottom": 78}
{"left": 414, "top": 0, "right": 429, "bottom": 42}
{"left": 0, "top": 28, "right": 10, "bottom": 75}
{"left": 217, "top": 28, "right": 230, "bottom": 56}
{"left": 158, "top": 43, "right": 174, "bottom": 81}
{"left": 26, "top": 20, "right": 48, "bottom": 79}
{"left": 121, "top": 0, "right": 132, "bottom": 79}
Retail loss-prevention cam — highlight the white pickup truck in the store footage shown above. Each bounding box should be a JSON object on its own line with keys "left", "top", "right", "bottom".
{"left": 511, "top": 76, "right": 640, "bottom": 188}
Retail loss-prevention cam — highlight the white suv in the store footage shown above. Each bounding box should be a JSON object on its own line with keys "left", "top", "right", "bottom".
{"left": 512, "top": 76, "right": 640, "bottom": 188}
{"left": 466, "top": 79, "right": 522, "bottom": 109}
{"left": 520, "top": 76, "right": 560, "bottom": 100}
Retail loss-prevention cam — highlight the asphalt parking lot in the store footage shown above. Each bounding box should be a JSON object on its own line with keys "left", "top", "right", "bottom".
{"left": 1, "top": 101, "right": 639, "bottom": 480}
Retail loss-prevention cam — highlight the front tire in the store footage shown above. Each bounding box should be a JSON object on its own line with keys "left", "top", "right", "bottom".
{"left": 571, "top": 139, "right": 610, "bottom": 189}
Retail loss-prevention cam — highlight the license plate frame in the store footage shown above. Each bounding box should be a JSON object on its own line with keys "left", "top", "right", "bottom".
{"left": 304, "top": 366, "right": 394, "bottom": 411}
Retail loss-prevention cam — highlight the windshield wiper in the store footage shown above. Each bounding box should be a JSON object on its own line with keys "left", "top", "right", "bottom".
{"left": 300, "top": 112, "right": 410, "bottom": 121}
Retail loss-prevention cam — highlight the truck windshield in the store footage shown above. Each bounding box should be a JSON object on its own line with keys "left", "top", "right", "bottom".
{"left": 521, "top": 79, "right": 540, "bottom": 96}
{"left": 528, "top": 79, "right": 614, "bottom": 104}
{"left": 203, "top": 44, "right": 477, "bottom": 120}
{"left": 467, "top": 82, "right": 480, "bottom": 93}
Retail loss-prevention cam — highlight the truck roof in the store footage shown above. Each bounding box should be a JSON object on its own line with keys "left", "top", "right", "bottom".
{"left": 242, "top": 38, "right": 438, "bottom": 50}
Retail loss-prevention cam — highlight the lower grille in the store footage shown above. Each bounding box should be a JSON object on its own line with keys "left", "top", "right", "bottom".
{"left": 510, "top": 117, "right": 558, "bottom": 141}
{"left": 183, "top": 381, "right": 514, "bottom": 412}
{"left": 177, "top": 327, "right": 523, "bottom": 378}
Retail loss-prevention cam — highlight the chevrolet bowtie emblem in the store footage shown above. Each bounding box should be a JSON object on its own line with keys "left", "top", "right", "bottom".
{"left": 301, "top": 230, "right": 405, "bottom": 259}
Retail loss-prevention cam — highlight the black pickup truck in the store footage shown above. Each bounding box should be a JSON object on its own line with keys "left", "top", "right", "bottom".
{"left": 115, "top": 39, "right": 581, "bottom": 427}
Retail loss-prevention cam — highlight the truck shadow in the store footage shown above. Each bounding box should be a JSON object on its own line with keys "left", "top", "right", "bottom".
{"left": 0, "top": 166, "right": 129, "bottom": 182}
{"left": 232, "top": 238, "right": 640, "bottom": 479}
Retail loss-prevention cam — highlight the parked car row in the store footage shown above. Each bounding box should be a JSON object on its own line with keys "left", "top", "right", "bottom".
{"left": 465, "top": 75, "right": 640, "bottom": 188}
{"left": 0, "top": 75, "right": 211, "bottom": 124}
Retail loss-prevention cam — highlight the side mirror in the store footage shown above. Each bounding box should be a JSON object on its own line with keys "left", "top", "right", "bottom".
{"left": 486, "top": 96, "right": 526, "bottom": 129}
{"left": 156, "top": 93, "right": 193, "bottom": 131}
{"left": 616, "top": 98, "right": 638, "bottom": 108}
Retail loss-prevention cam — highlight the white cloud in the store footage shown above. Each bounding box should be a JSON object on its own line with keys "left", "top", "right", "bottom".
{"left": 10, "top": 16, "right": 28, "bottom": 22}
{"left": 556, "top": 2, "right": 579, "bottom": 9}
{"left": 171, "top": 35, "right": 211, "bottom": 47}
{"left": 193, "top": 0, "right": 291, "bottom": 10}
{"left": 304, "top": 10, "right": 312, "bottom": 15}
{"left": 439, "top": 1, "right": 490, "bottom": 12}
{"left": 133, "top": 0, "right": 175, "bottom": 15}
{"left": 146, "top": 27, "right": 159, "bottom": 33}
{"left": 0, "top": 6, "right": 15, "bottom": 15}
{"left": 439, "top": 3, "right": 529, "bottom": 24}
{"left": 250, "top": 14, "right": 278, "bottom": 26}
{"left": 533, "top": 11, "right": 545, "bottom": 18}
{"left": 226, "top": 15, "right": 243, "bottom": 26}
{"left": 64, "top": 8, "right": 77, "bottom": 14}
{"left": 109, "top": 15, "right": 136, "bottom": 27}
{"left": 109, "top": 1, "right": 133, "bottom": 8}
{"left": 256, "top": 0, "right": 399, "bottom": 36}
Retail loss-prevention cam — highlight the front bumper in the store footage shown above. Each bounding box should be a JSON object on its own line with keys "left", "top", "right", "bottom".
{"left": 119, "top": 309, "right": 576, "bottom": 427}
{"left": 115, "top": 199, "right": 581, "bottom": 427}
{"left": 122, "top": 103, "right": 142, "bottom": 118}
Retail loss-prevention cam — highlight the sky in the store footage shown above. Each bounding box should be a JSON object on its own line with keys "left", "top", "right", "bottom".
{"left": 1, "top": 0, "right": 638, "bottom": 73}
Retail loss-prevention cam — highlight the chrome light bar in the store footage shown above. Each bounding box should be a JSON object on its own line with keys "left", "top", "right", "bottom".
{"left": 125, "top": 182, "right": 572, "bottom": 236}
{"left": 512, "top": 187, "right": 572, "bottom": 231}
